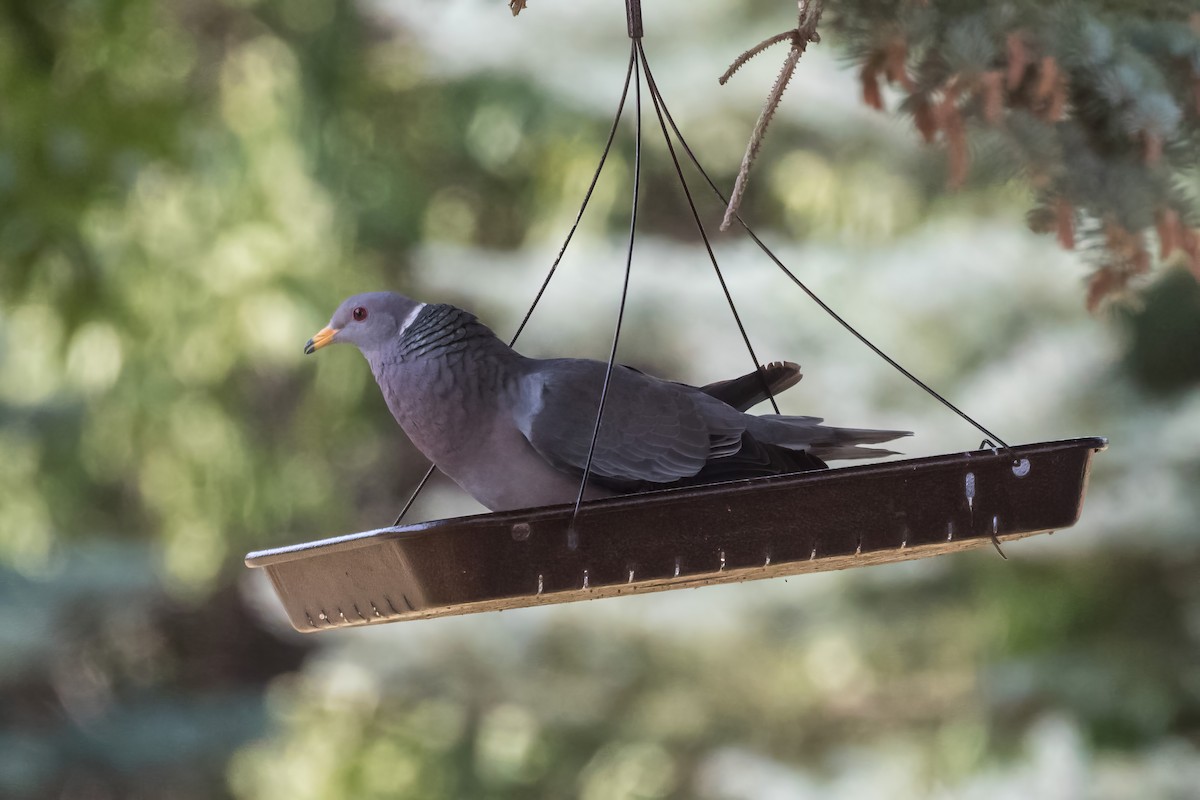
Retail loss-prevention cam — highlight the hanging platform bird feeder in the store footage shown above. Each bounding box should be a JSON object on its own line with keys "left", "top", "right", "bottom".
{"left": 246, "top": 0, "right": 1106, "bottom": 631}
{"left": 247, "top": 439, "right": 1105, "bottom": 631}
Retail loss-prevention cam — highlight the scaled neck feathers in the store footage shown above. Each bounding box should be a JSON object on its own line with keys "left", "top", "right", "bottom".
{"left": 396, "top": 303, "right": 506, "bottom": 361}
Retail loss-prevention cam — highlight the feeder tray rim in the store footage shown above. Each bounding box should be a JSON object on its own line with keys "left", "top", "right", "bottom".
{"left": 245, "top": 436, "right": 1107, "bottom": 570}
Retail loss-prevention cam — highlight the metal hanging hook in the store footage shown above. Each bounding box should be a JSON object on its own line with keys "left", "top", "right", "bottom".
{"left": 626, "top": 0, "right": 643, "bottom": 39}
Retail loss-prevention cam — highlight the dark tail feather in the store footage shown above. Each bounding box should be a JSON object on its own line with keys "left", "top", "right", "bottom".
{"left": 687, "top": 434, "right": 827, "bottom": 484}
{"left": 700, "top": 361, "right": 803, "bottom": 412}
{"left": 597, "top": 433, "right": 827, "bottom": 494}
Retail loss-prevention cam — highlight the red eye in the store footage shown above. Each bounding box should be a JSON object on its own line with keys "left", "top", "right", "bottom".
{"left": 352, "top": 306, "right": 368, "bottom": 322}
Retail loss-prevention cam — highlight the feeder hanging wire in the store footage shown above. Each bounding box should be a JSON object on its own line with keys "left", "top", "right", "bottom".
{"left": 393, "top": 43, "right": 639, "bottom": 527}
{"left": 569, "top": 40, "right": 643, "bottom": 548}
{"left": 395, "top": 0, "right": 1014, "bottom": 530}
{"left": 635, "top": 37, "right": 1014, "bottom": 453}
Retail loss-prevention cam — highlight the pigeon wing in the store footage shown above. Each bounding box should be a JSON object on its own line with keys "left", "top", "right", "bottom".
{"left": 516, "top": 360, "right": 744, "bottom": 488}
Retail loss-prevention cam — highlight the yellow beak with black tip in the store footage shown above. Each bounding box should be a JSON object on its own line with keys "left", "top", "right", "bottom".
{"left": 304, "top": 326, "right": 339, "bottom": 355}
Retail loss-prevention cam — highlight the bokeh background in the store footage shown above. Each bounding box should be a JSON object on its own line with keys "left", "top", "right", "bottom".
{"left": 2, "top": 0, "right": 1200, "bottom": 798}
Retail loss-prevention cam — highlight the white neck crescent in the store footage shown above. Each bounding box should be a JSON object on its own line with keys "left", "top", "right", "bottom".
{"left": 398, "top": 302, "right": 426, "bottom": 336}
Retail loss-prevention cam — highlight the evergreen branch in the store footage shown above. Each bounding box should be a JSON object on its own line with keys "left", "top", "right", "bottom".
{"left": 822, "top": 0, "right": 1200, "bottom": 305}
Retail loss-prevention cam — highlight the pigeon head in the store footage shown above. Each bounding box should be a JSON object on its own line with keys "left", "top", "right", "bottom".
{"left": 305, "top": 292, "right": 425, "bottom": 355}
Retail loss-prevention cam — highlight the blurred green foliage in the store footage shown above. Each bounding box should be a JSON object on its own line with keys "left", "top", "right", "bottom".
{"left": 1122, "top": 267, "right": 1200, "bottom": 393}
{"left": 1, "top": 0, "right": 1199, "bottom": 798}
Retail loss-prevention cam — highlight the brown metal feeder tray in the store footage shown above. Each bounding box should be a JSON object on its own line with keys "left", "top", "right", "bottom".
{"left": 246, "top": 437, "right": 1106, "bottom": 632}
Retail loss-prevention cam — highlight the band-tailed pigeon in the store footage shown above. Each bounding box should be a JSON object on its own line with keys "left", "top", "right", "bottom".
{"left": 306, "top": 292, "right": 910, "bottom": 511}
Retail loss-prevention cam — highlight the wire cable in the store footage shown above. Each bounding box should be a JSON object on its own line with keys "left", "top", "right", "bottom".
{"left": 397, "top": 8, "right": 1014, "bottom": 531}
{"left": 567, "top": 39, "right": 643, "bottom": 549}
{"left": 638, "top": 52, "right": 1013, "bottom": 453}
{"left": 392, "top": 45, "right": 639, "bottom": 528}
{"left": 638, "top": 40, "right": 781, "bottom": 415}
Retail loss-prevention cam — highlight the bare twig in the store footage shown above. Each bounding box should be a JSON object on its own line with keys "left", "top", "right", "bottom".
{"left": 720, "top": 0, "right": 824, "bottom": 230}
{"left": 724, "top": 47, "right": 803, "bottom": 230}
{"left": 719, "top": 31, "right": 796, "bottom": 85}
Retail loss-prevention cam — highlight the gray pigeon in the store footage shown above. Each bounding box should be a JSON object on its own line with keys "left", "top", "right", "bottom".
{"left": 306, "top": 292, "right": 910, "bottom": 511}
